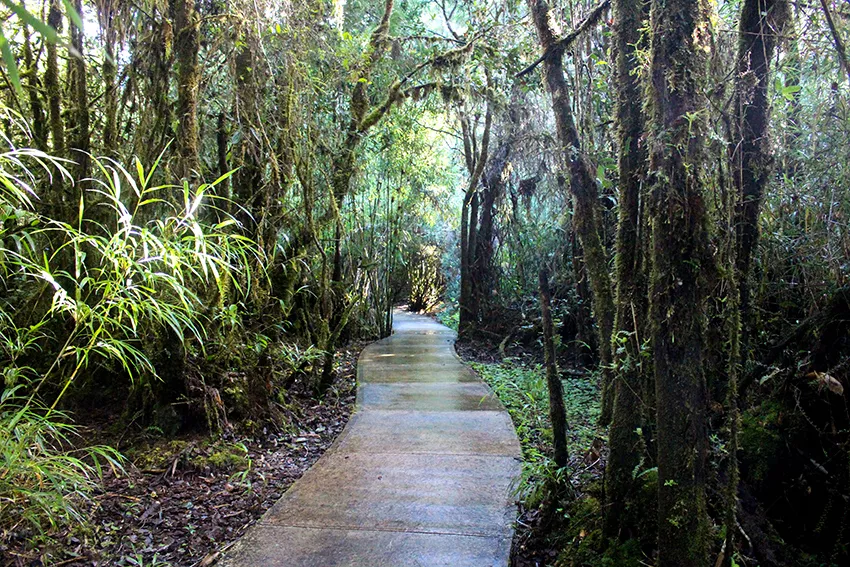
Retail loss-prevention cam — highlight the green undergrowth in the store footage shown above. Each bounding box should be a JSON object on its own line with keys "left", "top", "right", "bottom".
{"left": 470, "top": 360, "right": 603, "bottom": 505}
{"left": 0, "top": 387, "right": 124, "bottom": 545}
{"left": 435, "top": 305, "right": 459, "bottom": 331}
{"left": 471, "top": 360, "right": 650, "bottom": 566}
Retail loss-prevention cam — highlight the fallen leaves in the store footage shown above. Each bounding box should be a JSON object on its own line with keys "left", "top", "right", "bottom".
{"left": 2, "top": 344, "right": 363, "bottom": 567}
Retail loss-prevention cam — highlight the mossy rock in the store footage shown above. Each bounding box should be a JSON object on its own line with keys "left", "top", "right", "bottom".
{"left": 127, "top": 439, "right": 191, "bottom": 471}
{"left": 190, "top": 440, "right": 250, "bottom": 472}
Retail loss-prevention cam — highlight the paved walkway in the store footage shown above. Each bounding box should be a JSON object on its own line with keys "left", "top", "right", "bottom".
{"left": 219, "top": 311, "right": 521, "bottom": 566}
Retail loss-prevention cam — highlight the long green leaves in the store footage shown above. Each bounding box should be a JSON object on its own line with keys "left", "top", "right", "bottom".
{"left": 0, "top": 386, "right": 124, "bottom": 535}
{"left": 0, "top": 107, "right": 260, "bottom": 541}
{"left": 2, "top": 150, "right": 256, "bottom": 407}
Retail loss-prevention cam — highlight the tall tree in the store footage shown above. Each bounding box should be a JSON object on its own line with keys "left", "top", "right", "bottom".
{"left": 469, "top": 94, "right": 523, "bottom": 328}
{"left": 22, "top": 28, "right": 47, "bottom": 151}
{"left": 645, "top": 0, "right": 712, "bottom": 563}
{"left": 526, "top": 0, "right": 616, "bottom": 422}
{"left": 540, "top": 266, "right": 570, "bottom": 469}
{"left": 232, "top": 20, "right": 266, "bottom": 238}
{"left": 731, "top": 0, "right": 789, "bottom": 358}
{"left": 45, "top": 0, "right": 65, "bottom": 202}
{"left": 458, "top": 93, "right": 492, "bottom": 336}
{"left": 320, "top": 0, "right": 403, "bottom": 388}
{"left": 170, "top": 0, "right": 201, "bottom": 180}
{"left": 67, "top": 0, "right": 90, "bottom": 187}
{"left": 96, "top": 0, "right": 119, "bottom": 155}
{"left": 723, "top": 1, "right": 789, "bottom": 562}
{"left": 473, "top": 137, "right": 511, "bottom": 319}
{"left": 604, "top": 0, "right": 650, "bottom": 541}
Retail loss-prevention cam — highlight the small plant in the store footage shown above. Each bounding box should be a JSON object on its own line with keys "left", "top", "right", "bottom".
{"left": 471, "top": 361, "right": 602, "bottom": 507}
{"left": 121, "top": 549, "right": 171, "bottom": 567}
{"left": 0, "top": 386, "right": 123, "bottom": 537}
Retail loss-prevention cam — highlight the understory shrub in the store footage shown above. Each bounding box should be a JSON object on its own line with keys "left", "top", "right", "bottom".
{"left": 0, "top": 111, "right": 257, "bottom": 540}
{"left": 0, "top": 387, "right": 123, "bottom": 540}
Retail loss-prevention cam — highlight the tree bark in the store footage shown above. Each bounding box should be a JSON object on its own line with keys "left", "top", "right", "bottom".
{"left": 45, "top": 0, "right": 65, "bottom": 203}
{"left": 216, "top": 112, "right": 229, "bottom": 188}
{"left": 725, "top": 1, "right": 788, "bottom": 562}
{"left": 467, "top": 190, "right": 480, "bottom": 320}
{"left": 138, "top": 12, "right": 173, "bottom": 167}
{"left": 475, "top": 140, "right": 511, "bottom": 319}
{"left": 68, "top": 0, "right": 90, "bottom": 186}
{"left": 98, "top": 0, "right": 119, "bottom": 155}
{"left": 526, "top": 0, "right": 616, "bottom": 424}
{"left": 604, "top": 0, "right": 650, "bottom": 541}
{"left": 233, "top": 25, "right": 265, "bottom": 237}
{"left": 732, "top": 0, "right": 789, "bottom": 360}
{"left": 540, "top": 267, "right": 570, "bottom": 469}
{"left": 170, "top": 0, "right": 201, "bottom": 180}
{"left": 646, "top": 0, "right": 712, "bottom": 564}
{"left": 22, "top": 29, "right": 47, "bottom": 152}
{"left": 459, "top": 104, "right": 492, "bottom": 337}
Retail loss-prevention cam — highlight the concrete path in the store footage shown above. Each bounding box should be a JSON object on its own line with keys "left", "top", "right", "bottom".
{"left": 219, "top": 311, "right": 521, "bottom": 566}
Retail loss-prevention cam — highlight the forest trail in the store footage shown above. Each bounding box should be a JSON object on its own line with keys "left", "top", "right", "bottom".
{"left": 218, "top": 311, "right": 521, "bottom": 566}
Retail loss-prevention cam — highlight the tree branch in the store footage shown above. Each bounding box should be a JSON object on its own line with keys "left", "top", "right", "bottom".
{"left": 820, "top": 0, "right": 850, "bottom": 85}
{"left": 516, "top": 0, "right": 610, "bottom": 78}
{"left": 463, "top": 85, "right": 493, "bottom": 207}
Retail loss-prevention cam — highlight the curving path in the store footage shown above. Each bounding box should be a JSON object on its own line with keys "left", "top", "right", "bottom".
{"left": 219, "top": 311, "right": 521, "bottom": 566}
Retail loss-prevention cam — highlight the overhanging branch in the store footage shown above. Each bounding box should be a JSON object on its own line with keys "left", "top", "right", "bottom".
{"left": 516, "top": 0, "right": 610, "bottom": 78}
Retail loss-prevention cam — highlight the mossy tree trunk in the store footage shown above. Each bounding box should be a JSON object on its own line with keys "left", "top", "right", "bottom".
{"left": 474, "top": 139, "right": 511, "bottom": 320}
{"left": 138, "top": 8, "right": 173, "bottom": 167}
{"left": 263, "top": 70, "right": 295, "bottom": 300}
{"left": 467, "top": 190, "right": 480, "bottom": 315}
{"left": 646, "top": 0, "right": 712, "bottom": 563}
{"left": 232, "top": 23, "right": 266, "bottom": 239}
{"left": 269, "top": 72, "right": 294, "bottom": 246}
{"left": 473, "top": 96, "right": 520, "bottom": 325}
{"left": 68, "top": 0, "right": 90, "bottom": 188}
{"left": 731, "top": 0, "right": 789, "bottom": 361}
{"left": 320, "top": 0, "right": 398, "bottom": 389}
{"left": 526, "top": 0, "right": 616, "bottom": 423}
{"left": 540, "top": 267, "right": 569, "bottom": 469}
{"left": 458, "top": 103, "right": 492, "bottom": 338}
{"left": 216, "top": 112, "right": 229, "bottom": 194}
{"left": 170, "top": 0, "right": 201, "bottom": 181}
{"left": 45, "top": 0, "right": 65, "bottom": 206}
{"left": 22, "top": 29, "right": 47, "bottom": 152}
{"left": 604, "top": 0, "right": 650, "bottom": 542}
{"left": 723, "top": 2, "right": 788, "bottom": 563}
{"left": 98, "top": 0, "right": 119, "bottom": 155}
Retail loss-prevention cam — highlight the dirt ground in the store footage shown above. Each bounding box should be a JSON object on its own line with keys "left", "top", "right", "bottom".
{"left": 2, "top": 344, "right": 364, "bottom": 567}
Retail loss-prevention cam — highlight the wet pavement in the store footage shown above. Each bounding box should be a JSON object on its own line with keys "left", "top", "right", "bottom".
{"left": 219, "top": 311, "right": 521, "bottom": 566}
